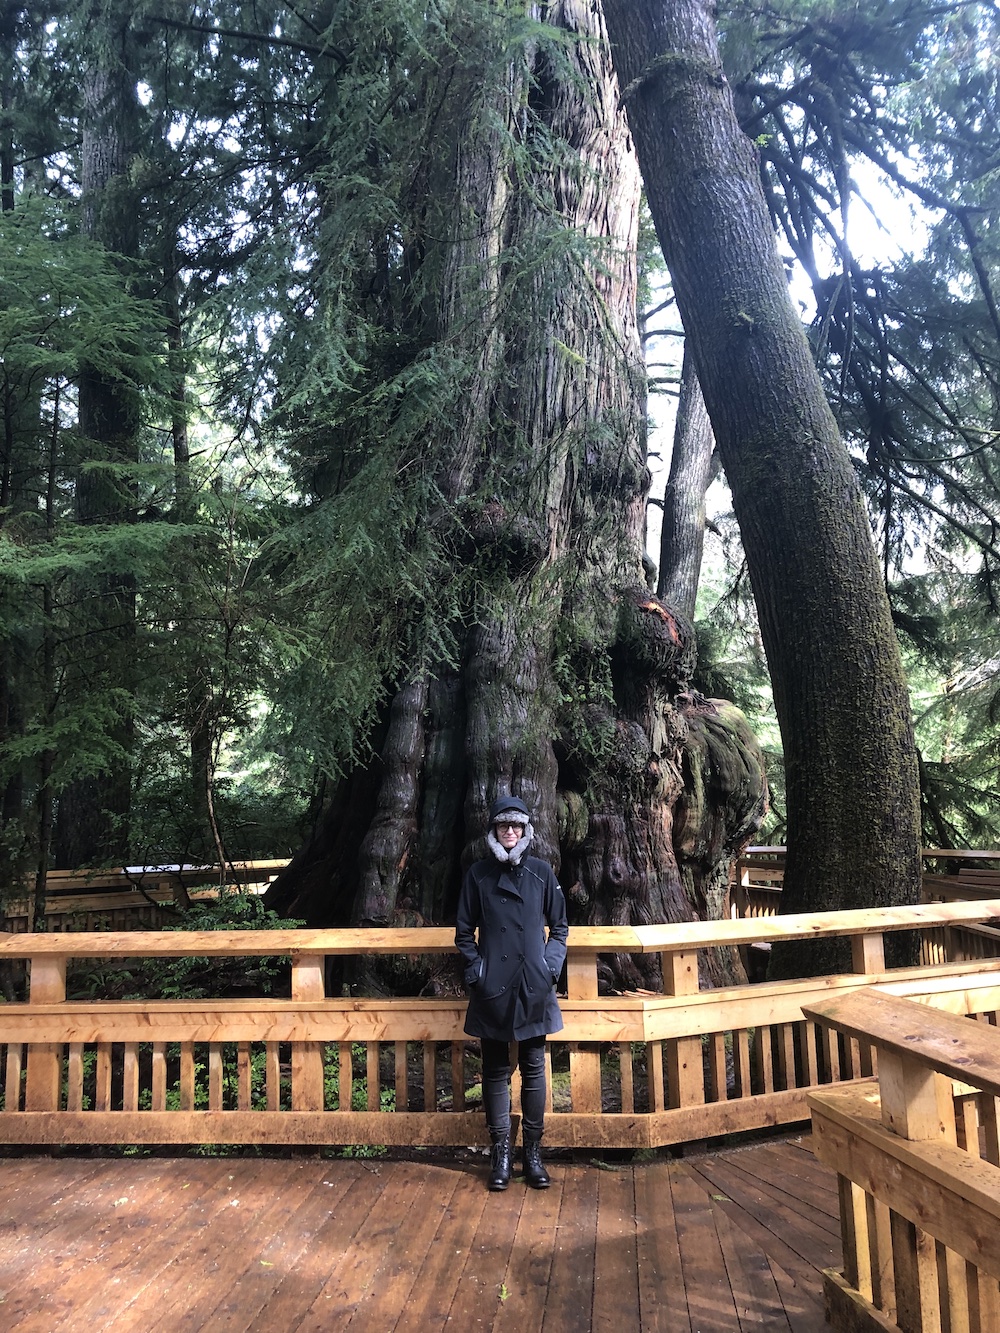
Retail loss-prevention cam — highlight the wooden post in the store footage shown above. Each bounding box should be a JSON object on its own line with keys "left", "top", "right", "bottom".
{"left": 878, "top": 1048, "right": 956, "bottom": 1333}
{"left": 852, "top": 931, "right": 885, "bottom": 976}
{"left": 291, "top": 952, "right": 326, "bottom": 1111}
{"left": 661, "top": 951, "right": 703, "bottom": 1111}
{"left": 566, "top": 949, "right": 602, "bottom": 1116}
{"left": 24, "top": 954, "right": 66, "bottom": 1111}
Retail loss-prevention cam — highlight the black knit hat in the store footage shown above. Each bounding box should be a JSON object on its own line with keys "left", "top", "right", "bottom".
{"left": 489, "top": 794, "right": 531, "bottom": 825}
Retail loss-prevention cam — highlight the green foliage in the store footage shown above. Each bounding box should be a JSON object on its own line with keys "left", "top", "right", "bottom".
{"left": 1, "top": 0, "right": 999, "bottom": 882}
{"left": 69, "top": 892, "right": 305, "bottom": 1002}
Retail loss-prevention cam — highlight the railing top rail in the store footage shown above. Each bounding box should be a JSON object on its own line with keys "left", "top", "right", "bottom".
{"left": 803, "top": 989, "right": 1000, "bottom": 1098}
{"left": 1, "top": 898, "right": 999, "bottom": 958}
{"left": 741, "top": 845, "right": 1000, "bottom": 862}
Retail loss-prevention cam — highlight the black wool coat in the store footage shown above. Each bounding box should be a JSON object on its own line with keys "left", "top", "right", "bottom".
{"left": 455, "top": 853, "right": 569, "bottom": 1042}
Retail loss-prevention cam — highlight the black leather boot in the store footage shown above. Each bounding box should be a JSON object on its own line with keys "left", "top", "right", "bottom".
{"left": 488, "top": 1133, "right": 512, "bottom": 1191}
{"left": 522, "top": 1135, "right": 551, "bottom": 1189}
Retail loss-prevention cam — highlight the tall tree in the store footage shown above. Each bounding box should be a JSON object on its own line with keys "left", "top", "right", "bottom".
{"left": 262, "top": 0, "right": 766, "bottom": 988}
{"left": 602, "top": 0, "right": 922, "bottom": 972}
{"left": 53, "top": 0, "right": 143, "bottom": 866}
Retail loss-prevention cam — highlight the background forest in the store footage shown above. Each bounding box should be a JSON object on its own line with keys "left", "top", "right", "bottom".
{"left": 2, "top": 0, "right": 999, "bottom": 947}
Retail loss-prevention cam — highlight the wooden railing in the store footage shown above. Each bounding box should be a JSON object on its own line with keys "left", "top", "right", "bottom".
{"left": 3, "top": 900, "right": 1000, "bottom": 1151}
{"left": 9, "top": 848, "right": 998, "bottom": 936}
{"left": 732, "top": 848, "right": 1000, "bottom": 968}
{"left": 1, "top": 861, "right": 288, "bottom": 933}
{"left": 806, "top": 989, "right": 1000, "bottom": 1332}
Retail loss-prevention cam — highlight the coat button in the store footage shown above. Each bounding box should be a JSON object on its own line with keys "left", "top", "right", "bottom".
{"left": 500, "top": 926, "right": 507, "bottom": 933}
{"left": 499, "top": 985, "right": 505, "bottom": 992}
{"left": 501, "top": 954, "right": 508, "bottom": 961}
{"left": 518, "top": 953, "right": 524, "bottom": 961}
{"left": 501, "top": 897, "right": 507, "bottom": 903}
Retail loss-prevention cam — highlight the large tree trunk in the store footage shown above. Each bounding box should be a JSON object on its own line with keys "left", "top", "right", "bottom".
{"left": 265, "top": 0, "right": 767, "bottom": 992}
{"left": 54, "top": 3, "right": 139, "bottom": 868}
{"left": 602, "top": 0, "right": 922, "bottom": 975}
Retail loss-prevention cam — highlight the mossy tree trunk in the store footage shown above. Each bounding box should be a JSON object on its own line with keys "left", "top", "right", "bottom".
{"left": 602, "top": 0, "right": 921, "bottom": 976}
{"left": 265, "top": 0, "right": 767, "bottom": 991}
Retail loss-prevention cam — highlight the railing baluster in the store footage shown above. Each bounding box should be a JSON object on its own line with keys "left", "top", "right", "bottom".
{"left": 3, "top": 1044, "right": 22, "bottom": 1112}
{"left": 95, "top": 1045, "right": 112, "bottom": 1111}
{"left": 733, "top": 1029, "right": 752, "bottom": 1098}
{"left": 367, "top": 1042, "right": 381, "bottom": 1111}
{"left": 394, "top": 1041, "right": 408, "bottom": 1112}
{"left": 66, "top": 1043, "right": 84, "bottom": 1111}
{"left": 647, "top": 1040, "right": 665, "bottom": 1113}
{"left": 450, "top": 1042, "right": 464, "bottom": 1113}
{"left": 339, "top": 1041, "right": 354, "bottom": 1112}
{"left": 237, "top": 1041, "right": 252, "bottom": 1111}
{"left": 707, "top": 1032, "right": 727, "bottom": 1102}
{"left": 618, "top": 1042, "right": 634, "bottom": 1114}
{"left": 566, "top": 948, "right": 602, "bottom": 1115}
{"left": 122, "top": 1043, "right": 139, "bottom": 1112}
{"left": 422, "top": 1042, "right": 435, "bottom": 1112}
{"left": 179, "top": 1043, "right": 195, "bottom": 1111}
{"left": 208, "top": 1044, "right": 223, "bottom": 1111}
{"left": 777, "top": 1023, "right": 796, "bottom": 1092}
{"left": 152, "top": 1043, "right": 167, "bottom": 1111}
{"left": 265, "top": 1043, "right": 280, "bottom": 1112}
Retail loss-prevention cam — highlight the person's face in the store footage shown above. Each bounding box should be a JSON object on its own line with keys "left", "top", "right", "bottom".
{"left": 496, "top": 820, "right": 524, "bottom": 850}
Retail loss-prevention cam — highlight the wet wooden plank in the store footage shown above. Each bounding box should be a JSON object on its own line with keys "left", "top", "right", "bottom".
{"left": 194, "top": 1165, "right": 366, "bottom": 1332}
{"left": 242, "top": 1165, "right": 390, "bottom": 1333}
{"left": 292, "top": 1159, "right": 434, "bottom": 1330}
{"left": 109, "top": 1162, "right": 303, "bottom": 1333}
{"left": 713, "top": 1203, "right": 791, "bottom": 1330}
{"left": 540, "top": 1164, "right": 598, "bottom": 1333}
{"left": 493, "top": 1171, "right": 564, "bottom": 1333}
{"left": 0, "top": 1138, "right": 842, "bottom": 1332}
{"left": 446, "top": 1169, "right": 525, "bottom": 1324}
{"left": 392, "top": 1168, "right": 490, "bottom": 1333}
{"left": 635, "top": 1161, "right": 692, "bottom": 1333}
{"left": 593, "top": 1167, "right": 639, "bottom": 1332}
{"left": 670, "top": 1160, "right": 742, "bottom": 1332}
{"left": 2, "top": 1158, "right": 202, "bottom": 1331}
{"left": 685, "top": 1153, "right": 839, "bottom": 1280}
{"left": 706, "top": 1145, "right": 841, "bottom": 1239}
{"left": 345, "top": 1165, "right": 463, "bottom": 1330}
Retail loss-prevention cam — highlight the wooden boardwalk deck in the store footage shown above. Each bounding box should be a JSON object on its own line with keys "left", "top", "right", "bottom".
{"left": 0, "top": 1135, "right": 839, "bottom": 1331}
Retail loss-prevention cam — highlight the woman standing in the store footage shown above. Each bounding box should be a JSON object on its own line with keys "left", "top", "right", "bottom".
{"left": 455, "top": 795, "right": 569, "bottom": 1191}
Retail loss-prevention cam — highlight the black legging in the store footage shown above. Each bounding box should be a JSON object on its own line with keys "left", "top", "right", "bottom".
{"left": 481, "top": 1035, "right": 547, "bottom": 1139}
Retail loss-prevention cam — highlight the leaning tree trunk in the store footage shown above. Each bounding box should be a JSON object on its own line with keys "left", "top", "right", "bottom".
{"left": 54, "top": 2, "right": 139, "bottom": 868}
{"left": 265, "top": 0, "right": 767, "bottom": 992}
{"left": 602, "top": 0, "right": 922, "bottom": 976}
{"left": 658, "top": 346, "right": 717, "bottom": 620}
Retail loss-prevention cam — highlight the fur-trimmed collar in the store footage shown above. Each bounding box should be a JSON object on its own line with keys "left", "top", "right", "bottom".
{"left": 487, "top": 822, "right": 534, "bottom": 866}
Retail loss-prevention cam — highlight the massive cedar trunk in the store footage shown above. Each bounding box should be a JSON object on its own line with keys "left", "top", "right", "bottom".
{"left": 266, "top": 0, "right": 767, "bottom": 989}
{"left": 54, "top": 4, "right": 139, "bottom": 868}
{"left": 602, "top": 0, "right": 921, "bottom": 975}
